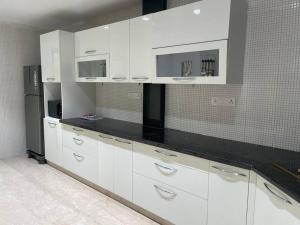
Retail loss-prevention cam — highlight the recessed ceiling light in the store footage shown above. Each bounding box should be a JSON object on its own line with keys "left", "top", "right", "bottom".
{"left": 104, "top": 25, "right": 109, "bottom": 29}
{"left": 142, "top": 17, "right": 150, "bottom": 21}
{"left": 193, "top": 9, "right": 201, "bottom": 15}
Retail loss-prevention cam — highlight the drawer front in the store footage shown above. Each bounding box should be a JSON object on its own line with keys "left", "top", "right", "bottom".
{"left": 63, "top": 146, "right": 98, "bottom": 184}
{"left": 62, "top": 129, "right": 98, "bottom": 156}
{"left": 133, "top": 142, "right": 209, "bottom": 171}
{"left": 133, "top": 173, "right": 207, "bottom": 225}
{"left": 133, "top": 151, "right": 208, "bottom": 199}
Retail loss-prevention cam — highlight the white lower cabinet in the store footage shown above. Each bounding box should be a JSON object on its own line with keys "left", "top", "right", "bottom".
{"left": 207, "top": 162, "right": 250, "bottom": 225}
{"left": 253, "top": 176, "right": 300, "bottom": 225}
{"left": 133, "top": 173, "right": 207, "bottom": 225}
{"left": 133, "top": 149, "right": 209, "bottom": 199}
{"left": 98, "top": 140, "right": 115, "bottom": 192}
{"left": 44, "top": 117, "right": 62, "bottom": 166}
{"left": 114, "top": 143, "right": 133, "bottom": 201}
{"left": 63, "top": 146, "right": 98, "bottom": 184}
{"left": 98, "top": 135, "right": 133, "bottom": 202}
{"left": 62, "top": 126, "right": 99, "bottom": 184}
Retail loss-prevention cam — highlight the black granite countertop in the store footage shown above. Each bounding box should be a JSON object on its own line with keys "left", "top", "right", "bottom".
{"left": 61, "top": 118, "right": 300, "bottom": 203}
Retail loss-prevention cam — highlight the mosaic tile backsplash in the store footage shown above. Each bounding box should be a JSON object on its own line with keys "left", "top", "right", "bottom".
{"left": 96, "top": 0, "right": 300, "bottom": 152}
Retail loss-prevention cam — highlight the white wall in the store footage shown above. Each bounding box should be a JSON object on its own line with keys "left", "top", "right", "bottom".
{"left": 0, "top": 22, "right": 41, "bottom": 159}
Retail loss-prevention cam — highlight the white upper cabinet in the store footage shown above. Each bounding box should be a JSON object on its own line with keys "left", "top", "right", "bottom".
{"left": 110, "top": 20, "right": 130, "bottom": 82}
{"left": 74, "top": 26, "right": 110, "bottom": 82}
{"left": 75, "top": 25, "right": 110, "bottom": 57}
{"left": 40, "top": 30, "right": 74, "bottom": 83}
{"left": 207, "top": 162, "right": 250, "bottom": 225}
{"left": 253, "top": 176, "right": 300, "bottom": 225}
{"left": 130, "top": 15, "right": 152, "bottom": 83}
{"left": 151, "top": 0, "right": 231, "bottom": 48}
{"left": 151, "top": 0, "right": 247, "bottom": 84}
{"left": 152, "top": 40, "right": 228, "bottom": 84}
{"left": 40, "top": 31, "right": 61, "bottom": 83}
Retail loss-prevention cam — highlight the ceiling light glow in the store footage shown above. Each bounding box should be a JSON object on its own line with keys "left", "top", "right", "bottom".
{"left": 142, "top": 17, "right": 150, "bottom": 21}
{"left": 193, "top": 9, "right": 201, "bottom": 15}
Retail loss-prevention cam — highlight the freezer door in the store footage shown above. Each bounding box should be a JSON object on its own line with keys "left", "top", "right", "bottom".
{"left": 25, "top": 95, "right": 44, "bottom": 155}
{"left": 24, "top": 66, "right": 42, "bottom": 95}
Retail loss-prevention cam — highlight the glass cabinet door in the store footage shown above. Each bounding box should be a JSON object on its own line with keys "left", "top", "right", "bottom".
{"left": 78, "top": 60, "right": 107, "bottom": 78}
{"left": 156, "top": 49, "right": 219, "bottom": 78}
{"left": 152, "top": 40, "right": 228, "bottom": 84}
{"left": 75, "top": 54, "right": 110, "bottom": 82}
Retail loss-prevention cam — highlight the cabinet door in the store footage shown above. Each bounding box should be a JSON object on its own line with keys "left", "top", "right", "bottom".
{"left": 152, "top": 0, "right": 231, "bottom": 48}
{"left": 98, "top": 140, "right": 114, "bottom": 192}
{"left": 40, "top": 31, "right": 61, "bottom": 82}
{"left": 152, "top": 40, "right": 228, "bottom": 84}
{"left": 130, "top": 15, "right": 152, "bottom": 83}
{"left": 253, "top": 176, "right": 300, "bottom": 225}
{"left": 44, "top": 118, "right": 62, "bottom": 166}
{"left": 110, "top": 20, "right": 130, "bottom": 82}
{"left": 114, "top": 142, "right": 133, "bottom": 201}
{"left": 207, "top": 162, "right": 250, "bottom": 225}
{"left": 75, "top": 25, "right": 110, "bottom": 57}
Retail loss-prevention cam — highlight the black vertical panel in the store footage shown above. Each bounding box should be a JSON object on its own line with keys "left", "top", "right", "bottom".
{"left": 143, "top": 0, "right": 167, "bottom": 15}
{"left": 143, "top": 84, "right": 165, "bottom": 129}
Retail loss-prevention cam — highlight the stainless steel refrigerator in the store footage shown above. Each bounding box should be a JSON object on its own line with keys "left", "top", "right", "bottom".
{"left": 24, "top": 65, "right": 45, "bottom": 163}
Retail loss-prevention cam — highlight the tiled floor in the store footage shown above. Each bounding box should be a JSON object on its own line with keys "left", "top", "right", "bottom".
{"left": 0, "top": 157, "right": 158, "bottom": 225}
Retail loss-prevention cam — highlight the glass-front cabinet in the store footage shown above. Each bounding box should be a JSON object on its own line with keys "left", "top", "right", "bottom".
{"left": 152, "top": 40, "right": 228, "bottom": 84}
{"left": 75, "top": 54, "right": 110, "bottom": 82}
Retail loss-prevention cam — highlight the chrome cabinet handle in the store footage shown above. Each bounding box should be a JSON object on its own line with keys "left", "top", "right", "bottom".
{"left": 154, "top": 185, "right": 177, "bottom": 200}
{"left": 211, "top": 165, "right": 247, "bottom": 177}
{"left": 85, "top": 50, "right": 97, "bottom": 54}
{"left": 154, "top": 149, "right": 178, "bottom": 157}
{"left": 154, "top": 163, "right": 177, "bottom": 175}
{"left": 72, "top": 128, "right": 83, "bottom": 132}
{"left": 46, "top": 78, "right": 55, "bottom": 81}
{"left": 73, "top": 137, "right": 84, "bottom": 145}
{"left": 48, "top": 122, "right": 57, "bottom": 128}
{"left": 73, "top": 153, "right": 84, "bottom": 162}
{"left": 99, "top": 134, "right": 113, "bottom": 140}
{"left": 112, "top": 77, "right": 127, "bottom": 81}
{"left": 131, "top": 77, "right": 149, "bottom": 80}
{"left": 115, "top": 138, "right": 131, "bottom": 145}
{"left": 172, "top": 77, "right": 196, "bottom": 82}
{"left": 264, "top": 183, "right": 292, "bottom": 205}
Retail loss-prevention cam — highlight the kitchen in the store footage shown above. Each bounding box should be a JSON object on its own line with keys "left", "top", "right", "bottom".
{"left": 0, "top": 0, "right": 299, "bottom": 225}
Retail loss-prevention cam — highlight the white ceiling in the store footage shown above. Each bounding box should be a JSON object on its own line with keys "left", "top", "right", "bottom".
{"left": 0, "top": 0, "right": 139, "bottom": 30}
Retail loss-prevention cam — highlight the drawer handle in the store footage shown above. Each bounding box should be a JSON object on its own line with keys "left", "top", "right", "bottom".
{"left": 72, "top": 128, "right": 83, "bottom": 132}
{"left": 211, "top": 165, "right": 247, "bottom": 177}
{"left": 46, "top": 77, "right": 55, "bottom": 81}
{"left": 154, "top": 163, "right": 177, "bottom": 175}
{"left": 112, "top": 77, "right": 127, "bottom": 81}
{"left": 99, "top": 134, "right": 113, "bottom": 140}
{"left": 154, "top": 149, "right": 178, "bottom": 157}
{"left": 73, "top": 153, "right": 84, "bottom": 162}
{"left": 131, "top": 77, "right": 149, "bottom": 81}
{"left": 48, "top": 122, "right": 57, "bottom": 128}
{"left": 172, "top": 77, "right": 196, "bottom": 82}
{"left": 115, "top": 138, "right": 131, "bottom": 145}
{"left": 85, "top": 50, "right": 96, "bottom": 54}
{"left": 264, "top": 183, "right": 292, "bottom": 205}
{"left": 73, "top": 137, "right": 84, "bottom": 145}
{"left": 154, "top": 185, "right": 177, "bottom": 200}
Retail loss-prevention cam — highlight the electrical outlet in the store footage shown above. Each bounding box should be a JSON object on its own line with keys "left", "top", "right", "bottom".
{"left": 211, "top": 97, "right": 235, "bottom": 107}
{"left": 127, "top": 92, "right": 141, "bottom": 100}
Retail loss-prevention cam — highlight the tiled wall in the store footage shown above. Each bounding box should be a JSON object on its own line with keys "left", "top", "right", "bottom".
{"left": 96, "top": 0, "right": 300, "bottom": 152}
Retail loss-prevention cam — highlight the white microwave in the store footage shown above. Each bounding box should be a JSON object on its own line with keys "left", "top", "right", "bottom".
{"left": 75, "top": 54, "right": 110, "bottom": 82}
